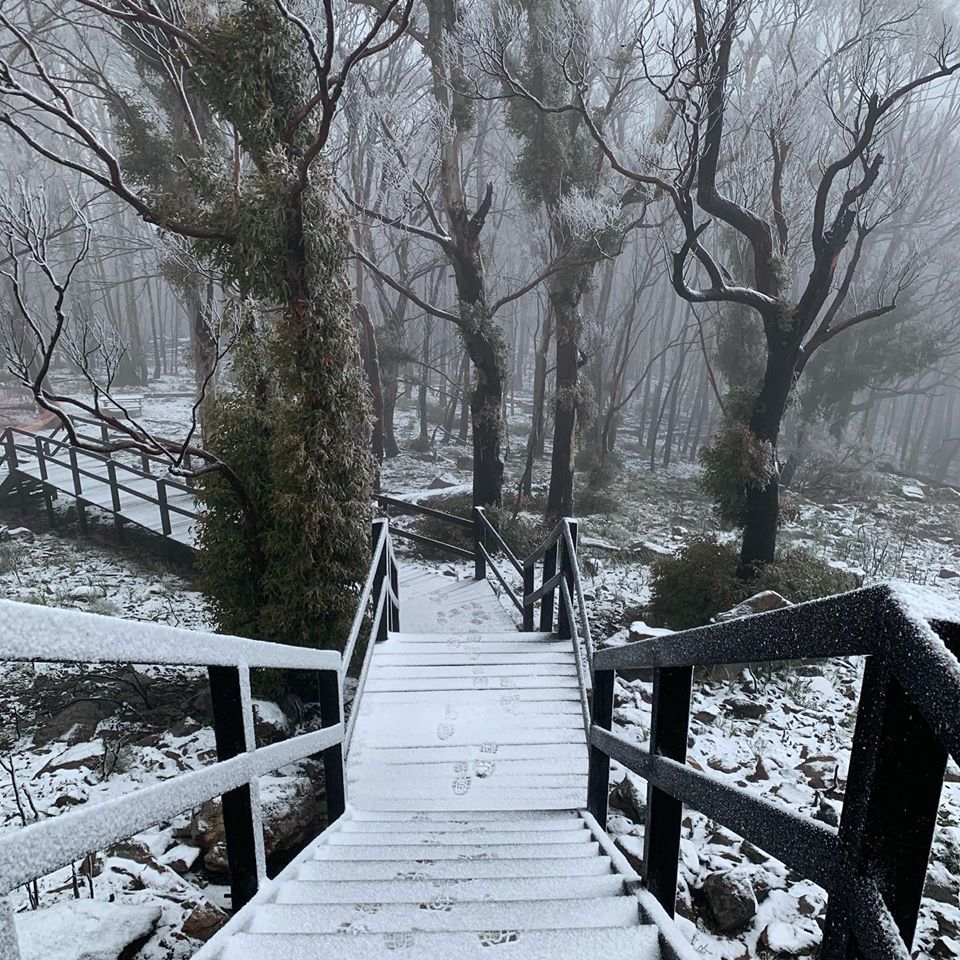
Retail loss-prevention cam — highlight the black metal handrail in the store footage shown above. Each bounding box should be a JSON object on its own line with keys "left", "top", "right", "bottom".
{"left": 586, "top": 583, "right": 960, "bottom": 960}
{"left": 342, "top": 518, "right": 400, "bottom": 755}
{"left": 0, "top": 599, "right": 346, "bottom": 947}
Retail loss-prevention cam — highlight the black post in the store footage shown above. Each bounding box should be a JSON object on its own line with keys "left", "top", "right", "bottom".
{"left": 5, "top": 431, "right": 25, "bottom": 515}
{"left": 372, "top": 520, "right": 389, "bottom": 642}
{"left": 69, "top": 447, "right": 87, "bottom": 534}
{"left": 557, "top": 520, "right": 578, "bottom": 640}
{"left": 207, "top": 666, "right": 260, "bottom": 911}
{"left": 106, "top": 460, "right": 124, "bottom": 541}
{"left": 820, "top": 657, "right": 948, "bottom": 959}
{"left": 388, "top": 535, "right": 400, "bottom": 631}
{"left": 318, "top": 668, "right": 346, "bottom": 823}
{"left": 34, "top": 436, "right": 55, "bottom": 527}
{"left": 156, "top": 480, "right": 172, "bottom": 536}
{"left": 522, "top": 561, "right": 535, "bottom": 631}
{"left": 643, "top": 664, "right": 693, "bottom": 917}
{"left": 473, "top": 506, "right": 487, "bottom": 581}
{"left": 587, "top": 667, "right": 614, "bottom": 826}
{"left": 539, "top": 540, "right": 558, "bottom": 632}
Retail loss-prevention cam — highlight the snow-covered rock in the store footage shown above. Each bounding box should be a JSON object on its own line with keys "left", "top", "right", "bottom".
{"left": 901, "top": 483, "right": 926, "bottom": 501}
{"left": 700, "top": 869, "right": 758, "bottom": 933}
{"left": 715, "top": 590, "right": 792, "bottom": 622}
{"left": 16, "top": 900, "right": 161, "bottom": 960}
{"left": 252, "top": 699, "right": 290, "bottom": 745}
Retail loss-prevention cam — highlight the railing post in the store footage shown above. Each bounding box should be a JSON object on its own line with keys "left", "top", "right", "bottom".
{"left": 34, "top": 435, "right": 56, "bottom": 527}
{"left": 473, "top": 506, "right": 487, "bottom": 581}
{"left": 156, "top": 479, "right": 172, "bottom": 536}
{"left": 587, "top": 667, "right": 614, "bottom": 825}
{"left": 68, "top": 447, "right": 87, "bottom": 534}
{"left": 821, "top": 656, "right": 948, "bottom": 959}
{"left": 522, "top": 561, "right": 535, "bottom": 631}
{"left": 105, "top": 459, "right": 124, "bottom": 541}
{"left": 318, "top": 667, "right": 346, "bottom": 823}
{"left": 643, "top": 664, "right": 693, "bottom": 917}
{"left": 539, "top": 538, "right": 558, "bottom": 632}
{"left": 372, "top": 519, "right": 389, "bottom": 642}
{"left": 388, "top": 534, "right": 400, "bottom": 632}
{"left": 557, "top": 520, "right": 577, "bottom": 640}
{"left": 208, "top": 665, "right": 262, "bottom": 912}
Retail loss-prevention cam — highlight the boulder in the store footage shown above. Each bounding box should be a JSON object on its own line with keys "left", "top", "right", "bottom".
{"left": 181, "top": 900, "right": 229, "bottom": 942}
{"left": 159, "top": 843, "right": 202, "bottom": 874}
{"left": 925, "top": 862, "right": 959, "bottom": 906}
{"left": 609, "top": 773, "right": 647, "bottom": 824}
{"left": 190, "top": 773, "right": 318, "bottom": 872}
{"left": 901, "top": 484, "right": 926, "bottom": 501}
{"left": 700, "top": 870, "right": 758, "bottom": 933}
{"left": 40, "top": 740, "right": 103, "bottom": 773}
{"left": 758, "top": 919, "right": 820, "bottom": 956}
{"left": 6, "top": 526, "right": 33, "bottom": 541}
{"left": 722, "top": 695, "right": 767, "bottom": 721}
{"left": 252, "top": 700, "right": 290, "bottom": 746}
{"left": 34, "top": 700, "right": 114, "bottom": 747}
{"left": 939, "top": 568, "right": 960, "bottom": 580}
{"left": 428, "top": 475, "right": 457, "bottom": 490}
{"left": 795, "top": 755, "right": 839, "bottom": 790}
{"left": 631, "top": 540, "right": 673, "bottom": 563}
{"left": 15, "top": 900, "right": 161, "bottom": 960}
{"left": 715, "top": 591, "right": 791, "bottom": 622}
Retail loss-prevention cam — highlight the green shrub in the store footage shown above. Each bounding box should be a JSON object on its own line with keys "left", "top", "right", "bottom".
{"left": 699, "top": 422, "right": 776, "bottom": 527}
{"left": 649, "top": 536, "right": 858, "bottom": 630}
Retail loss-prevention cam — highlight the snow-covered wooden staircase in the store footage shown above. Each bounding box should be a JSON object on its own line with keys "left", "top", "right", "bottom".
{"left": 195, "top": 571, "right": 672, "bottom": 960}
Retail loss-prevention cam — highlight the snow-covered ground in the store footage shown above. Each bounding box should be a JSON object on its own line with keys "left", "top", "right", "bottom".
{"left": 0, "top": 387, "right": 958, "bottom": 958}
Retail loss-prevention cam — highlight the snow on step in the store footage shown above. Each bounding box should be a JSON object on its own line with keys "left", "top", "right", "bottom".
{"left": 218, "top": 927, "right": 661, "bottom": 960}
{"left": 273, "top": 874, "right": 624, "bottom": 904}
{"left": 313, "top": 840, "right": 599, "bottom": 861}
{"left": 295, "top": 856, "right": 615, "bottom": 881}
{"left": 246, "top": 897, "right": 640, "bottom": 934}
{"left": 325, "top": 827, "right": 591, "bottom": 846}
{"left": 337, "top": 815, "right": 585, "bottom": 833}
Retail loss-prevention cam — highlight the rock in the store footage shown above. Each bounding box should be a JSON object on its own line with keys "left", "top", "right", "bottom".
{"left": 609, "top": 773, "right": 646, "bottom": 824}
{"left": 700, "top": 870, "right": 758, "bottom": 933}
{"left": 191, "top": 774, "right": 318, "bottom": 872}
{"left": 40, "top": 740, "right": 103, "bottom": 773}
{"left": 53, "top": 789, "right": 88, "bottom": 808}
{"left": 456, "top": 456, "right": 474, "bottom": 471}
{"left": 252, "top": 699, "right": 290, "bottom": 745}
{"left": 159, "top": 843, "right": 201, "bottom": 874}
{"left": 34, "top": 700, "right": 114, "bottom": 747}
{"left": 745, "top": 758, "right": 771, "bottom": 782}
{"left": 15, "top": 900, "right": 161, "bottom": 960}
{"left": 707, "top": 755, "right": 743, "bottom": 774}
{"left": 104, "top": 839, "right": 155, "bottom": 865}
{"left": 901, "top": 484, "right": 925, "bottom": 501}
{"left": 614, "top": 835, "right": 644, "bottom": 875}
{"left": 723, "top": 695, "right": 767, "bottom": 720}
{"left": 925, "top": 862, "right": 959, "bottom": 906}
{"left": 632, "top": 540, "right": 672, "bottom": 563}
{"left": 741, "top": 840, "right": 769, "bottom": 864}
{"left": 627, "top": 621, "right": 675, "bottom": 644}
{"left": 939, "top": 568, "right": 960, "bottom": 580}
{"left": 812, "top": 796, "right": 840, "bottom": 827}
{"left": 758, "top": 919, "right": 820, "bottom": 956}
{"left": 715, "top": 591, "right": 792, "bottom": 622}
{"left": 427, "top": 475, "right": 457, "bottom": 490}
{"left": 68, "top": 585, "right": 104, "bottom": 601}
{"left": 796, "top": 755, "right": 839, "bottom": 790}
{"left": 6, "top": 526, "right": 33, "bottom": 541}
{"left": 181, "top": 900, "right": 229, "bottom": 942}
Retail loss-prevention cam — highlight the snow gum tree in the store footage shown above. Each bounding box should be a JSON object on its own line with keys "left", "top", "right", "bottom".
{"left": 0, "top": 0, "right": 413, "bottom": 646}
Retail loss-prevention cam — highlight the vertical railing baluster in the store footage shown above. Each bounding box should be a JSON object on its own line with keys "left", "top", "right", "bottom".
{"left": 105, "top": 459, "right": 124, "bottom": 541}
{"left": 208, "top": 665, "right": 262, "bottom": 911}
{"left": 587, "top": 667, "right": 614, "bottom": 826}
{"left": 319, "top": 668, "right": 346, "bottom": 823}
{"left": 539, "top": 537, "right": 558, "bottom": 632}
{"left": 68, "top": 447, "right": 87, "bottom": 534}
{"left": 643, "top": 665, "right": 693, "bottom": 917}
{"left": 522, "top": 560, "right": 535, "bottom": 631}
{"left": 473, "top": 506, "right": 487, "bottom": 581}
{"left": 371, "top": 519, "right": 389, "bottom": 642}
{"left": 156, "top": 478, "right": 172, "bottom": 536}
{"left": 34, "top": 435, "right": 55, "bottom": 527}
{"left": 821, "top": 655, "right": 948, "bottom": 959}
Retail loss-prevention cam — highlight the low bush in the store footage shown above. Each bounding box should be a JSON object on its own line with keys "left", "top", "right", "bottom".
{"left": 649, "top": 535, "right": 858, "bottom": 630}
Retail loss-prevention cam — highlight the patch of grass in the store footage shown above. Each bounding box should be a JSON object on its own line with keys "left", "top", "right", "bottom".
{"left": 649, "top": 535, "right": 859, "bottom": 630}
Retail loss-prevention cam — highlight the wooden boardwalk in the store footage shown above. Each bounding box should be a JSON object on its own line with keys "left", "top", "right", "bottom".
{"left": 195, "top": 568, "right": 667, "bottom": 960}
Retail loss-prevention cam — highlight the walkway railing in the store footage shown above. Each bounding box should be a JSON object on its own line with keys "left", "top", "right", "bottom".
{"left": 0, "top": 601, "right": 345, "bottom": 959}
{"left": 375, "top": 494, "right": 594, "bottom": 738}
{"left": 585, "top": 584, "right": 960, "bottom": 960}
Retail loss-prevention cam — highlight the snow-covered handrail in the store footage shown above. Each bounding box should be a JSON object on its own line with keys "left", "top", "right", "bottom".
{"left": 587, "top": 583, "right": 960, "bottom": 960}
{"left": 0, "top": 598, "right": 340, "bottom": 671}
{"left": 0, "top": 597, "right": 347, "bottom": 960}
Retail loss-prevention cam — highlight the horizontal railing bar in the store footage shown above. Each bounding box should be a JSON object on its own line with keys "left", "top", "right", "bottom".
{"left": 592, "top": 586, "right": 899, "bottom": 671}
{"left": 476, "top": 510, "right": 523, "bottom": 575}
{"left": 479, "top": 544, "right": 523, "bottom": 611}
{"left": 524, "top": 571, "right": 564, "bottom": 607}
{"left": 389, "top": 526, "right": 474, "bottom": 559}
{"left": 0, "top": 599, "right": 339, "bottom": 672}
{"left": 590, "top": 726, "right": 842, "bottom": 891}
{"left": 560, "top": 578, "right": 592, "bottom": 694}
{"left": 563, "top": 523, "right": 594, "bottom": 665}
{"left": 523, "top": 520, "right": 566, "bottom": 566}
{"left": 376, "top": 494, "right": 473, "bottom": 529}
{"left": 341, "top": 522, "right": 389, "bottom": 677}
{"left": 11, "top": 427, "right": 173, "bottom": 468}
{"left": 0, "top": 722, "right": 342, "bottom": 895}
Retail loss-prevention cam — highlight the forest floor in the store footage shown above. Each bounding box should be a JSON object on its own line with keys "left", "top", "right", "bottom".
{"left": 0, "top": 383, "right": 958, "bottom": 959}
